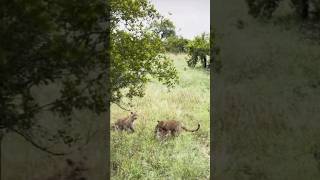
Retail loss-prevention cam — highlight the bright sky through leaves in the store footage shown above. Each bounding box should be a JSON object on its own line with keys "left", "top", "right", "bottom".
{"left": 150, "top": 0, "right": 210, "bottom": 40}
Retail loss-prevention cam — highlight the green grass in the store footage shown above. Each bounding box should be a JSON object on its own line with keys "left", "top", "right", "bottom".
{"left": 111, "top": 53, "right": 210, "bottom": 180}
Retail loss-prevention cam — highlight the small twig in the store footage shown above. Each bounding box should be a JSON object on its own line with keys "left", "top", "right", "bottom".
{"left": 113, "top": 102, "right": 131, "bottom": 112}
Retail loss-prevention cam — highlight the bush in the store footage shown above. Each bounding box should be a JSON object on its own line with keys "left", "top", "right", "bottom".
{"left": 186, "top": 33, "right": 210, "bottom": 68}
{"left": 164, "top": 36, "right": 189, "bottom": 54}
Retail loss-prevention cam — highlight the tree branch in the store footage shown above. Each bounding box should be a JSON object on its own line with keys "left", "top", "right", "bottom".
{"left": 8, "top": 124, "right": 100, "bottom": 157}
{"left": 113, "top": 101, "right": 131, "bottom": 111}
{"left": 9, "top": 127, "right": 70, "bottom": 156}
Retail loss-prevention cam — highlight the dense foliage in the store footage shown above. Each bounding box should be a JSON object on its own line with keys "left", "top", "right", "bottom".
{"left": 0, "top": 0, "right": 108, "bottom": 154}
{"left": 0, "top": 0, "right": 178, "bottom": 156}
{"left": 246, "top": 0, "right": 320, "bottom": 20}
{"left": 164, "top": 35, "right": 189, "bottom": 53}
{"left": 186, "top": 33, "right": 210, "bottom": 68}
{"left": 151, "top": 18, "right": 189, "bottom": 54}
{"left": 110, "top": 0, "right": 178, "bottom": 104}
{"left": 151, "top": 18, "right": 176, "bottom": 39}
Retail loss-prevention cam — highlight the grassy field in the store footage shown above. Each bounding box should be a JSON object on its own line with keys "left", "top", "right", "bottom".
{"left": 110, "top": 53, "right": 210, "bottom": 179}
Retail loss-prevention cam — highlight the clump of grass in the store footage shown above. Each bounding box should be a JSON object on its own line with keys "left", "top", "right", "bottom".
{"left": 111, "top": 53, "right": 210, "bottom": 179}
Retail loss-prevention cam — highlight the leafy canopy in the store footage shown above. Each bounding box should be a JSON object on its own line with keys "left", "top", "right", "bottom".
{"left": 164, "top": 35, "right": 189, "bottom": 54}
{"left": 0, "top": 0, "right": 108, "bottom": 154}
{"left": 0, "top": 0, "right": 178, "bottom": 155}
{"left": 110, "top": 0, "right": 178, "bottom": 103}
{"left": 186, "top": 33, "right": 210, "bottom": 68}
{"left": 151, "top": 18, "right": 176, "bottom": 39}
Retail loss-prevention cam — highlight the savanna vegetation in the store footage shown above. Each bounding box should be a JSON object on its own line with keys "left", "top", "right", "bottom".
{"left": 0, "top": 0, "right": 210, "bottom": 178}
{"left": 111, "top": 53, "right": 210, "bottom": 179}
{"left": 110, "top": 0, "right": 210, "bottom": 178}
{"left": 186, "top": 33, "right": 210, "bottom": 69}
{"left": 110, "top": 0, "right": 211, "bottom": 178}
{"left": 164, "top": 35, "right": 189, "bottom": 54}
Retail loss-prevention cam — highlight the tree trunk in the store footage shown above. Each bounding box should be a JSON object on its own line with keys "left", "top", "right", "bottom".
{"left": 203, "top": 57, "right": 207, "bottom": 68}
